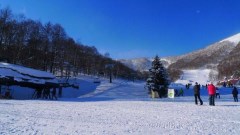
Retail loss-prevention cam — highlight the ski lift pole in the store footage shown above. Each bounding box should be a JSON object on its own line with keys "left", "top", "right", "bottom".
{"left": 110, "top": 70, "right": 112, "bottom": 83}
{"left": 105, "top": 64, "right": 114, "bottom": 83}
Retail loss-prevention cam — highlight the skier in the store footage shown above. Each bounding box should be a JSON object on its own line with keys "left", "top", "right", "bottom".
{"left": 223, "top": 82, "right": 226, "bottom": 87}
{"left": 208, "top": 82, "right": 216, "bottom": 106}
{"left": 232, "top": 86, "right": 238, "bottom": 102}
{"left": 178, "top": 88, "right": 184, "bottom": 96}
{"left": 215, "top": 87, "right": 220, "bottom": 99}
{"left": 58, "top": 85, "right": 63, "bottom": 97}
{"left": 174, "top": 89, "right": 178, "bottom": 97}
{"left": 43, "top": 87, "right": 51, "bottom": 99}
{"left": 4, "top": 88, "right": 11, "bottom": 99}
{"left": 193, "top": 82, "right": 203, "bottom": 105}
{"left": 51, "top": 87, "right": 58, "bottom": 100}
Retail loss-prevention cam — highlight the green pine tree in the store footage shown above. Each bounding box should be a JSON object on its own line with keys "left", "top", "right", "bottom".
{"left": 146, "top": 55, "right": 169, "bottom": 98}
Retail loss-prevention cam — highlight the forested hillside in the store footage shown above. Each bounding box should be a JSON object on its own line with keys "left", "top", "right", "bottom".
{"left": 167, "top": 41, "right": 236, "bottom": 70}
{"left": 218, "top": 42, "right": 240, "bottom": 79}
{"left": 0, "top": 8, "right": 142, "bottom": 79}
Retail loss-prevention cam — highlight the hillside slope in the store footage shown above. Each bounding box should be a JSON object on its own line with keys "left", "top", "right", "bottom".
{"left": 168, "top": 40, "right": 237, "bottom": 70}
{"left": 120, "top": 33, "right": 240, "bottom": 81}
{"left": 218, "top": 42, "right": 240, "bottom": 78}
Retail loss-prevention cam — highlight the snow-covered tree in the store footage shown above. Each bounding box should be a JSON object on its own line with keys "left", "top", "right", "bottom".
{"left": 146, "top": 55, "right": 169, "bottom": 98}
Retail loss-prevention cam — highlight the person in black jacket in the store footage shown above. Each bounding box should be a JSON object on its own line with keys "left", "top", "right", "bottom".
{"left": 51, "top": 87, "right": 58, "bottom": 100}
{"left": 232, "top": 86, "right": 238, "bottom": 102}
{"left": 193, "top": 82, "right": 203, "bottom": 105}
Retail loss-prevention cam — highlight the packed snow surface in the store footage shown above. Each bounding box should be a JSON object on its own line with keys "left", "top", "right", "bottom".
{"left": 175, "top": 69, "right": 211, "bottom": 85}
{"left": 1, "top": 75, "right": 240, "bottom": 135}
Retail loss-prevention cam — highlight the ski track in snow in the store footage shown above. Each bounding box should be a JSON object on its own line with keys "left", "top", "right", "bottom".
{"left": 0, "top": 78, "right": 240, "bottom": 135}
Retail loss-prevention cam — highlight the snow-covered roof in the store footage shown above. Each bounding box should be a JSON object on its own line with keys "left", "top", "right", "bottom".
{"left": 0, "top": 62, "right": 55, "bottom": 79}
{"left": 0, "top": 62, "right": 57, "bottom": 85}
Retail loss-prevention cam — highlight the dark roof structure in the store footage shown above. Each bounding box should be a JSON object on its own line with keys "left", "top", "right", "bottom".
{"left": 0, "top": 62, "right": 59, "bottom": 88}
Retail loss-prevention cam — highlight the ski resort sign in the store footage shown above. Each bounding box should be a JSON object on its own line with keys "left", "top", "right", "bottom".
{"left": 168, "top": 89, "right": 175, "bottom": 98}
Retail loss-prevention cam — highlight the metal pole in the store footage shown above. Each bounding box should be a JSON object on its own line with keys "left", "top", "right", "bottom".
{"left": 110, "top": 69, "right": 112, "bottom": 83}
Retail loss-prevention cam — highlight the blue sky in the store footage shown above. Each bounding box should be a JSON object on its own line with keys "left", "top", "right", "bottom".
{"left": 1, "top": 0, "right": 240, "bottom": 59}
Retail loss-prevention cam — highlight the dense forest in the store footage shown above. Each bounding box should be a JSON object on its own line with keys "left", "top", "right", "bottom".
{"left": 0, "top": 7, "right": 143, "bottom": 80}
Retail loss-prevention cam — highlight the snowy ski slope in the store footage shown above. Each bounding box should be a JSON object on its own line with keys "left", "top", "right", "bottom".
{"left": 0, "top": 74, "right": 240, "bottom": 135}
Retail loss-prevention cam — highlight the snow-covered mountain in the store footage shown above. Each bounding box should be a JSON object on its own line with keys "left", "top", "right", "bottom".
{"left": 220, "top": 33, "right": 240, "bottom": 44}
{"left": 118, "top": 56, "right": 178, "bottom": 72}
{"left": 120, "top": 33, "right": 240, "bottom": 72}
{"left": 169, "top": 33, "right": 240, "bottom": 70}
{"left": 119, "top": 58, "right": 152, "bottom": 72}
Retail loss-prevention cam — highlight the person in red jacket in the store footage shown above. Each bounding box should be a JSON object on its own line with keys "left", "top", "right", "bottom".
{"left": 208, "top": 82, "right": 216, "bottom": 106}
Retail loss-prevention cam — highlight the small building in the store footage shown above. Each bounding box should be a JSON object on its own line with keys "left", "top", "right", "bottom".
{"left": 0, "top": 62, "right": 59, "bottom": 99}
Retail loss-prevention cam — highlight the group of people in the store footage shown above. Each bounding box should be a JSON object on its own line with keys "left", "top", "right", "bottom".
{"left": 33, "top": 87, "right": 58, "bottom": 100}
{"left": 222, "top": 81, "right": 234, "bottom": 88}
{"left": 194, "top": 82, "right": 239, "bottom": 106}
{"left": 174, "top": 88, "right": 184, "bottom": 97}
